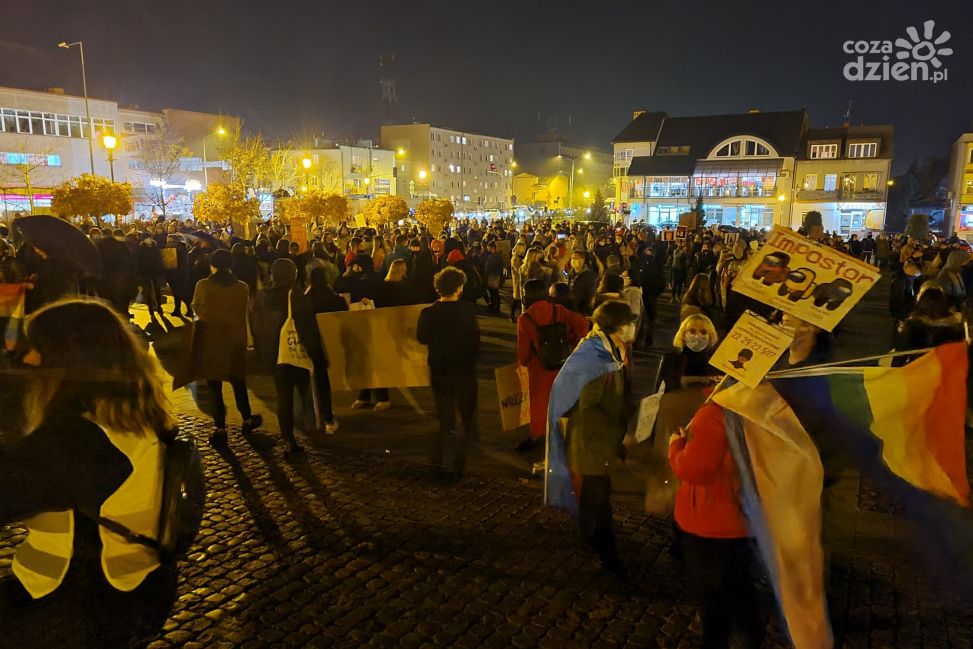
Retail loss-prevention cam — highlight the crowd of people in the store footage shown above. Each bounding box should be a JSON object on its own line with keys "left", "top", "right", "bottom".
{"left": 1, "top": 210, "right": 971, "bottom": 648}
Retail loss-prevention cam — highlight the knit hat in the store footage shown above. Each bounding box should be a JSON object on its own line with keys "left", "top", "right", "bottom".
{"left": 591, "top": 300, "right": 637, "bottom": 333}
{"left": 271, "top": 257, "right": 297, "bottom": 286}
{"left": 446, "top": 249, "right": 465, "bottom": 264}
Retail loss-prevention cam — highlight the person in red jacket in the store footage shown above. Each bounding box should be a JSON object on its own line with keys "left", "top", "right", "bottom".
{"left": 515, "top": 279, "right": 589, "bottom": 453}
{"left": 669, "top": 401, "right": 763, "bottom": 648}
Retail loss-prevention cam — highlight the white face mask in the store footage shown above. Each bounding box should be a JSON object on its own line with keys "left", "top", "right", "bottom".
{"left": 617, "top": 322, "right": 637, "bottom": 344}
{"left": 684, "top": 333, "right": 710, "bottom": 352}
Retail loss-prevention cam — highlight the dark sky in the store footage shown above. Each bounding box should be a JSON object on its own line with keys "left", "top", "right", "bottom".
{"left": 3, "top": 0, "right": 972, "bottom": 173}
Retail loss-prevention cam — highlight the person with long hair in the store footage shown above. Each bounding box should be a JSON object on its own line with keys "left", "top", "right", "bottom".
{"left": 0, "top": 298, "right": 179, "bottom": 648}
{"left": 377, "top": 259, "right": 411, "bottom": 307}
{"left": 680, "top": 273, "right": 717, "bottom": 323}
{"left": 509, "top": 241, "right": 528, "bottom": 322}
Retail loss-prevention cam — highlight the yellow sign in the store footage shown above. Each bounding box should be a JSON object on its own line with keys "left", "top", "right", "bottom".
{"left": 495, "top": 362, "right": 530, "bottom": 431}
{"left": 732, "top": 226, "right": 880, "bottom": 331}
{"left": 709, "top": 312, "right": 793, "bottom": 388}
{"left": 316, "top": 305, "right": 430, "bottom": 391}
{"left": 354, "top": 213, "right": 367, "bottom": 228}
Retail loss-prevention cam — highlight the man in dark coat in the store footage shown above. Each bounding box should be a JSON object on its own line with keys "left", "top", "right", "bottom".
{"left": 567, "top": 251, "right": 598, "bottom": 316}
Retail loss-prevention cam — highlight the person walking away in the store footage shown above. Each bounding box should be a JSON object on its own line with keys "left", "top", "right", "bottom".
{"left": 96, "top": 228, "right": 138, "bottom": 318}
{"left": 848, "top": 233, "right": 863, "bottom": 259}
{"left": 936, "top": 249, "right": 969, "bottom": 310}
{"left": 509, "top": 241, "right": 527, "bottom": 322}
{"left": 135, "top": 235, "right": 166, "bottom": 321}
{"left": 306, "top": 266, "right": 350, "bottom": 313}
{"left": 668, "top": 401, "right": 764, "bottom": 648}
{"left": 636, "top": 245, "right": 666, "bottom": 346}
{"left": 252, "top": 258, "right": 338, "bottom": 456}
{"left": 548, "top": 300, "right": 636, "bottom": 574}
{"left": 416, "top": 267, "right": 481, "bottom": 481}
{"left": 515, "top": 279, "right": 588, "bottom": 454}
{"left": 231, "top": 242, "right": 260, "bottom": 294}
{"left": 875, "top": 233, "right": 890, "bottom": 271}
{"left": 445, "top": 249, "right": 484, "bottom": 304}
{"left": 0, "top": 299, "right": 181, "bottom": 648}
{"left": 567, "top": 251, "right": 598, "bottom": 316}
{"left": 862, "top": 233, "right": 876, "bottom": 265}
{"left": 377, "top": 259, "right": 412, "bottom": 308}
{"left": 191, "top": 249, "right": 262, "bottom": 446}
{"left": 671, "top": 242, "right": 690, "bottom": 303}
{"left": 482, "top": 241, "right": 504, "bottom": 314}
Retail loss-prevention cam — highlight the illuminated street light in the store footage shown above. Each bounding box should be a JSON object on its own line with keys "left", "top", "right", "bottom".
{"left": 583, "top": 190, "right": 591, "bottom": 199}
{"left": 397, "top": 148, "right": 406, "bottom": 156}
{"left": 418, "top": 169, "right": 428, "bottom": 180}
{"left": 887, "top": 179, "right": 895, "bottom": 187}
{"left": 584, "top": 152, "right": 591, "bottom": 160}
{"left": 216, "top": 126, "right": 226, "bottom": 136}
{"left": 511, "top": 161, "right": 518, "bottom": 168}
{"left": 302, "top": 157, "right": 312, "bottom": 170}
{"left": 777, "top": 194, "right": 786, "bottom": 202}
{"left": 102, "top": 134, "right": 117, "bottom": 182}
{"left": 577, "top": 168, "right": 584, "bottom": 175}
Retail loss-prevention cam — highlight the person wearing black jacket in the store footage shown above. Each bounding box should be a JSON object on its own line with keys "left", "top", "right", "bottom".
{"left": 306, "top": 266, "right": 349, "bottom": 313}
{"left": 417, "top": 267, "right": 481, "bottom": 480}
{"left": 567, "top": 251, "right": 598, "bottom": 316}
{"left": 136, "top": 235, "right": 166, "bottom": 321}
{"left": 409, "top": 238, "right": 437, "bottom": 304}
{"left": 251, "top": 258, "right": 338, "bottom": 455}
{"left": 231, "top": 242, "right": 259, "bottom": 294}
{"left": 334, "top": 253, "right": 379, "bottom": 305}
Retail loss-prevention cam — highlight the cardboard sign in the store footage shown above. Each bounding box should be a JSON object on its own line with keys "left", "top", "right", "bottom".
{"left": 161, "top": 247, "right": 179, "bottom": 270}
{"left": 635, "top": 381, "right": 666, "bottom": 443}
{"left": 661, "top": 229, "right": 675, "bottom": 242}
{"left": 732, "top": 226, "right": 880, "bottom": 331}
{"left": 316, "top": 305, "right": 430, "bottom": 391}
{"left": 289, "top": 216, "right": 308, "bottom": 253}
{"left": 354, "top": 213, "right": 367, "bottom": 228}
{"left": 495, "top": 362, "right": 530, "bottom": 431}
{"left": 722, "top": 231, "right": 740, "bottom": 246}
{"left": 709, "top": 312, "right": 793, "bottom": 388}
{"left": 678, "top": 212, "right": 697, "bottom": 230}
{"left": 675, "top": 226, "right": 688, "bottom": 239}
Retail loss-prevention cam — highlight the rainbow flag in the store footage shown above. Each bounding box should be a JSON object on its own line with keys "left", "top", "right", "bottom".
{"left": 714, "top": 342, "right": 969, "bottom": 649}
{"left": 0, "top": 283, "right": 26, "bottom": 351}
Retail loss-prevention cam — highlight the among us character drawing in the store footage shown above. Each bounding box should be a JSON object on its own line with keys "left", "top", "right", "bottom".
{"left": 777, "top": 267, "right": 817, "bottom": 302}
{"left": 752, "top": 251, "right": 790, "bottom": 285}
{"left": 729, "top": 348, "right": 754, "bottom": 370}
{"left": 811, "top": 278, "right": 854, "bottom": 311}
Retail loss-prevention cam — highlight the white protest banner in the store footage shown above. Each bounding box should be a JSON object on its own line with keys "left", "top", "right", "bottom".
{"left": 495, "top": 362, "right": 530, "bottom": 431}
{"left": 732, "top": 225, "right": 879, "bottom": 331}
{"left": 708, "top": 312, "right": 793, "bottom": 388}
{"left": 635, "top": 381, "right": 666, "bottom": 443}
{"left": 316, "top": 305, "right": 430, "bottom": 391}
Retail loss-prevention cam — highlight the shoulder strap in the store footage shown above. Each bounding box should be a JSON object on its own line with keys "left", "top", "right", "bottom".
{"left": 75, "top": 504, "right": 160, "bottom": 550}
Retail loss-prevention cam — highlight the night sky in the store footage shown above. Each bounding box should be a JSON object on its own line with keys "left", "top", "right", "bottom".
{"left": 3, "top": 0, "right": 972, "bottom": 172}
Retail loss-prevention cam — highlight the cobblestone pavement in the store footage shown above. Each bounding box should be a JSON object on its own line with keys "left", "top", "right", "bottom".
{"left": 3, "top": 278, "right": 973, "bottom": 647}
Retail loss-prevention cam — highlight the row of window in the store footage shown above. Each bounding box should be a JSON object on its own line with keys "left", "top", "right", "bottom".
{"left": 0, "top": 108, "right": 116, "bottom": 138}
{"left": 809, "top": 142, "right": 879, "bottom": 159}
{"left": 429, "top": 132, "right": 513, "bottom": 151}
{"left": 123, "top": 121, "right": 157, "bottom": 134}
{"left": 802, "top": 172, "right": 883, "bottom": 192}
{"left": 715, "top": 138, "right": 772, "bottom": 158}
{"left": 655, "top": 145, "right": 690, "bottom": 156}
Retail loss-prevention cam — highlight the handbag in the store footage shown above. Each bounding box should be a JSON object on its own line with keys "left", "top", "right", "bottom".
{"left": 277, "top": 290, "right": 314, "bottom": 370}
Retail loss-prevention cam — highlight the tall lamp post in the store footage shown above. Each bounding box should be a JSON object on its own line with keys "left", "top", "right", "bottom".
{"left": 201, "top": 126, "right": 227, "bottom": 189}
{"left": 556, "top": 150, "right": 591, "bottom": 209}
{"left": 57, "top": 41, "right": 94, "bottom": 174}
{"left": 102, "top": 134, "right": 117, "bottom": 182}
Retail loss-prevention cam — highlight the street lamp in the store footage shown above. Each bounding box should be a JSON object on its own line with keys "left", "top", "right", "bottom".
{"left": 556, "top": 151, "right": 591, "bottom": 209}
{"left": 201, "top": 126, "right": 227, "bottom": 189}
{"left": 418, "top": 169, "right": 428, "bottom": 180}
{"left": 102, "top": 134, "right": 117, "bottom": 182}
{"left": 58, "top": 41, "right": 94, "bottom": 174}
{"left": 302, "top": 156, "right": 312, "bottom": 193}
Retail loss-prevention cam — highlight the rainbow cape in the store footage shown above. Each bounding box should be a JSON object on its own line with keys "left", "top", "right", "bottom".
{"left": 0, "top": 283, "right": 26, "bottom": 351}
{"left": 714, "top": 342, "right": 969, "bottom": 649}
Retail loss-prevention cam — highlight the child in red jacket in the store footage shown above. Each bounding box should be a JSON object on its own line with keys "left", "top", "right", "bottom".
{"left": 669, "top": 401, "right": 764, "bottom": 648}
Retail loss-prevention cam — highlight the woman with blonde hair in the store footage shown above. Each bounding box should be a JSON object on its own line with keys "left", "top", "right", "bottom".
{"left": 672, "top": 313, "right": 721, "bottom": 387}
{"left": 509, "top": 241, "right": 528, "bottom": 322}
{"left": 521, "top": 247, "right": 550, "bottom": 285}
{"left": 0, "top": 298, "right": 183, "bottom": 648}
{"left": 371, "top": 235, "right": 388, "bottom": 274}
{"left": 377, "top": 258, "right": 411, "bottom": 307}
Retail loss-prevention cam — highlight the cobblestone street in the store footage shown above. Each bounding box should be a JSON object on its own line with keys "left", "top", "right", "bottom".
{"left": 2, "top": 282, "right": 973, "bottom": 647}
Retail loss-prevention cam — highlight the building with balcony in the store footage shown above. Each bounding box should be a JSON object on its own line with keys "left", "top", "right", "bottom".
{"left": 947, "top": 133, "right": 973, "bottom": 239}
{"left": 612, "top": 109, "right": 894, "bottom": 233}
{"left": 0, "top": 84, "right": 234, "bottom": 219}
{"left": 792, "top": 125, "right": 894, "bottom": 235}
{"left": 380, "top": 123, "right": 514, "bottom": 212}
{"left": 613, "top": 109, "right": 805, "bottom": 228}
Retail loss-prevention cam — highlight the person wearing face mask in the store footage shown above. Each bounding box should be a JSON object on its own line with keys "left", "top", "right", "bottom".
{"left": 673, "top": 314, "right": 720, "bottom": 387}
{"left": 567, "top": 251, "right": 598, "bottom": 316}
{"left": 546, "top": 300, "right": 636, "bottom": 574}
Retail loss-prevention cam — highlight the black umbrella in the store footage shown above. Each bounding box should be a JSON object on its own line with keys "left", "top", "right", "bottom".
{"left": 191, "top": 230, "right": 224, "bottom": 249}
{"left": 14, "top": 215, "right": 103, "bottom": 278}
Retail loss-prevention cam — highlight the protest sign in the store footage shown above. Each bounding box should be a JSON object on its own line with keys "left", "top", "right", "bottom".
{"left": 678, "top": 211, "right": 697, "bottom": 230}
{"left": 161, "top": 247, "right": 179, "bottom": 270}
{"left": 709, "top": 312, "right": 793, "bottom": 388}
{"left": 675, "top": 225, "right": 688, "bottom": 239}
{"left": 661, "top": 229, "right": 675, "bottom": 242}
{"left": 495, "top": 362, "right": 530, "bottom": 431}
{"left": 316, "top": 305, "right": 430, "bottom": 391}
{"left": 635, "top": 381, "right": 666, "bottom": 443}
{"left": 354, "top": 213, "right": 367, "bottom": 228}
{"left": 289, "top": 216, "right": 308, "bottom": 253}
{"left": 732, "top": 225, "right": 880, "bottom": 331}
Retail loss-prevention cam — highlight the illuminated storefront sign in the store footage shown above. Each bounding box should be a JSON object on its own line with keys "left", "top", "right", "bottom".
{"left": 0, "top": 152, "right": 61, "bottom": 167}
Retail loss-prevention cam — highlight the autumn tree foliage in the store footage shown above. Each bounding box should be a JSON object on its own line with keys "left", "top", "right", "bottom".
{"left": 282, "top": 191, "right": 349, "bottom": 227}
{"left": 51, "top": 174, "right": 133, "bottom": 222}
{"left": 363, "top": 194, "right": 408, "bottom": 227}
{"left": 415, "top": 198, "right": 454, "bottom": 234}
{"left": 192, "top": 183, "right": 261, "bottom": 236}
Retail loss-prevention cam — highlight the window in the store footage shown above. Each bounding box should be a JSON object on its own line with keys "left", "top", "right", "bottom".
{"left": 16, "top": 110, "right": 31, "bottom": 133}
{"left": 809, "top": 144, "right": 838, "bottom": 159}
{"left": 0, "top": 109, "right": 15, "bottom": 132}
{"left": 92, "top": 118, "right": 114, "bottom": 136}
{"left": 965, "top": 179, "right": 973, "bottom": 195}
{"left": 863, "top": 173, "right": 880, "bottom": 190}
{"left": 68, "top": 116, "right": 84, "bottom": 138}
{"left": 714, "top": 138, "right": 768, "bottom": 158}
{"left": 56, "top": 114, "right": 69, "bottom": 136}
{"left": 842, "top": 174, "right": 857, "bottom": 192}
{"left": 848, "top": 142, "right": 878, "bottom": 158}
{"left": 745, "top": 140, "right": 770, "bottom": 156}
{"left": 123, "top": 121, "right": 157, "bottom": 134}
{"left": 823, "top": 174, "right": 837, "bottom": 191}
{"left": 803, "top": 174, "right": 817, "bottom": 190}
{"left": 42, "top": 113, "right": 57, "bottom": 136}
{"left": 968, "top": 147, "right": 973, "bottom": 165}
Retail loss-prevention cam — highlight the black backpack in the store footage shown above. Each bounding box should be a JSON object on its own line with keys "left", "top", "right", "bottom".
{"left": 524, "top": 308, "right": 573, "bottom": 371}
{"left": 85, "top": 434, "right": 206, "bottom": 563}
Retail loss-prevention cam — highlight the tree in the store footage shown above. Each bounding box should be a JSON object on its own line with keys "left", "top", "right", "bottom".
{"left": 264, "top": 146, "right": 300, "bottom": 197}
{"left": 219, "top": 130, "right": 271, "bottom": 198}
{"left": 905, "top": 213, "right": 930, "bottom": 242}
{"left": 51, "top": 174, "right": 133, "bottom": 223}
{"left": 415, "top": 198, "right": 454, "bottom": 234}
{"left": 0, "top": 138, "right": 59, "bottom": 214}
{"left": 282, "top": 191, "right": 349, "bottom": 227}
{"left": 588, "top": 189, "right": 609, "bottom": 222}
{"left": 136, "top": 119, "right": 190, "bottom": 218}
{"left": 317, "top": 157, "right": 343, "bottom": 194}
{"left": 363, "top": 195, "right": 408, "bottom": 228}
{"left": 192, "top": 183, "right": 261, "bottom": 236}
